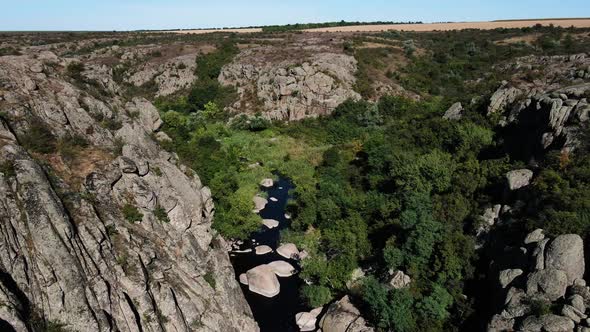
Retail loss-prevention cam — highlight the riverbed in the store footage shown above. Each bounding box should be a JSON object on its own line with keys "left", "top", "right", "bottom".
{"left": 230, "top": 177, "right": 310, "bottom": 332}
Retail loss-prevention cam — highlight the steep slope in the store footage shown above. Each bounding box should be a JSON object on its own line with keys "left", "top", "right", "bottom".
{"left": 0, "top": 49, "right": 257, "bottom": 331}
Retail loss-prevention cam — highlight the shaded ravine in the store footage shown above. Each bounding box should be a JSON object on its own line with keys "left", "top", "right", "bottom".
{"left": 229, "top": 177, "right": 310, "bottom": 332}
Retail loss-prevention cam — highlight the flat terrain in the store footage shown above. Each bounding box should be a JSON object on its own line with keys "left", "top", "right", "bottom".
{"left": 304, "top": 19, "right": 590, "bottom": 32}
{"left": 166, "top": 19, "right": 590, "bottom": 34}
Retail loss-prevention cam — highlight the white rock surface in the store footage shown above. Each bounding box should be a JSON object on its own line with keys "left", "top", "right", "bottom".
{"left": 246, "top": 265, "right": 281, "bottom": 298}
{"left": 255, "top": 245, "right": 273, "bottom": 255}
{"left": 262, "top": 219, "right": 280, "bottom": 229}
{"left": 277, "top": 243, "right": 300, "bottom": 259}
{"left": 268, "top": 261, "right": 297, "bottom": 277}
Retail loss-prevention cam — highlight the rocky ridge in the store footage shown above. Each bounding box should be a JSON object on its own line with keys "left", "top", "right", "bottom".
{"left": 0, "top": 49, "right": 257, "bottom": 331}
{"left": 488, "top": 53, "right": 590, "bottom": 156}
{"left": 487, "top": 230, "right": 587, "bottom": 332}
{"left": 219, "top": 50, "right": 361, "bottom": 121}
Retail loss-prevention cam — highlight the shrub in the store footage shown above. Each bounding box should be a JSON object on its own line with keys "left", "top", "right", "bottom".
{"left": 0, "top": 161, "right": 16, "bottom": 178}
{"left": 66, "top": 62, "right": 85, "bottom": 80}
{"left": 154, "top": 205, "right": 170, "bottom": 223}
{"left": 122, "top": 204, "right": 143, "bottom": 223}
{"left": 203, "top": 272, "right": 216, "bottom": 290}
{"left": 21, "top": 119, "right": 57, "bottom": 154}
{"left": 301, "top": 285, "right": 333, "bottom": 307}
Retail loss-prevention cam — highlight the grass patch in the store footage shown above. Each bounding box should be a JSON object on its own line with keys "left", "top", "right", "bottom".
{"left": 122, "top": 204, "right": 143, "bottom": 223}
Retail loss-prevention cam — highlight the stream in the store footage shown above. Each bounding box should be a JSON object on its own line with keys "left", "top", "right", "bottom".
{"left": 229, "top": 176, "right": 310, "bottom": 332}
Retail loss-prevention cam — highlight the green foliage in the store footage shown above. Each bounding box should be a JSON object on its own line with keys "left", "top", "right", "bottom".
{"left": 203, "top": 272, "right": 216, "bottom": 290}
{"left": 66, "top": 62, "right": 85, "bottom": 80}
{"left": 362, "top": 277, "right": 416, "bottom": 331}
{"left": 0, "top": 161, "right": 16, "bottom": 178}
{"left": 154, "top": 205, "right": 169, "bottom": 223}
{"left": 122, "top": 204, "right": 143, "bottom": 223}
{"left": 300, "top": 285, "right": 332, "bottom": 307}
{"left": 529, "top": 299, "right": 552, "bottom": 317}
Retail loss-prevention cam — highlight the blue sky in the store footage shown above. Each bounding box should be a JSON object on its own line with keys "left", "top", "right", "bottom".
{"left": 1, "top": 0, "right": 589, "bottom": 31}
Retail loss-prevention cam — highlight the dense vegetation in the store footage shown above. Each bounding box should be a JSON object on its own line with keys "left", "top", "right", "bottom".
{"left": 157, "top": 26, "right": 590, "bottom": 331}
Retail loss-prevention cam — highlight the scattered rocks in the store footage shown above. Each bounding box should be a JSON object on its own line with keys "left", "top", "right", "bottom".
{"left": 506, "top": 169, "right": 534, "bottom": 190}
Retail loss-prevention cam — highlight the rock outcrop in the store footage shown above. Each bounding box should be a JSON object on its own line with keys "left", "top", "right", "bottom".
{"left": 489, "top": 53, "right": 590, "bottom": 155}
{"left": 486, "top": 231, "right": 586, "bottom": 331}
{"left": 219, "top": 51, "right": 361, "bottom": 121}
{"left": 319, "top": 296, "right": 374, "bottom": 332}
{"left": 244, "top": 265, "right": 281, "bottom": 298}
{"left": 0, "top": 48, "right": 257, "bottom": 331}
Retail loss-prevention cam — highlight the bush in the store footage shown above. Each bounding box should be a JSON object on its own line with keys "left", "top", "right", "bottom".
{"left": 154, "top": 205, "right": 170, "bottom": 223}
{"left": 21, "top": 119, "right": 57, "bottom": 154}
{"left": 122, "top": 204, "right": 143, "bottom": 223}
{"left": 300, "top": 285, "right": 332, "bottom": 307}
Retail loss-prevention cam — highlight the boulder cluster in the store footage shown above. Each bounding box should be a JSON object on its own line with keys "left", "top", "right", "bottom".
{"left": 219, "top": 52, "right": 361, "bottom": 121}
{"left": 487, "top": 230, "right": 588, "bottom": 332}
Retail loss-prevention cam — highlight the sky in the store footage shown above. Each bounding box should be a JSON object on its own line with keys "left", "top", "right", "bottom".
{"left": 1, "top": 0, "right": 589, "bottom": 31}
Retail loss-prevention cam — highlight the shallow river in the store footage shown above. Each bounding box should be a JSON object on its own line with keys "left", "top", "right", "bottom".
{"left": 229, "top": 177, "right": 310, "bottom": 332}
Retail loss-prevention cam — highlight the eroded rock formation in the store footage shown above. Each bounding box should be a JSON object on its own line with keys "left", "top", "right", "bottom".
{"left": 0, "top": 49, "right": 257, "bottom": 331}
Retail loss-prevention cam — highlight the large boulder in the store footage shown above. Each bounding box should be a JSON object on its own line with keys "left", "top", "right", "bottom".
{"left": 253, "top": 196, "right": 268, "bottom": 213}
{"left": 319, "top": 296, "right": 374, "bottom": 332}
{"left": 443, "top": 102, "right": 463, "bottom": 120}
{"left": 526, "top": 269, "right": 568, "bottom": 301}
{"left": 267, "top": 261, "right": 296, "bottom": 277}
{"left": 519, "top": 314, "right": 575, "bottom": 332}
{"left": 245, "top": 265, "right": 281, "bottom": 298}
{"left": 389, "top": 270, "right": 411, "bottom": 289}
{"left": 277, "top": 243, "right": 300, "bottom": 259}
{"left": 506, "top": 169, "right": 534, "bottom": 191}
{"left": 545, "top": 234, "right": 585, "bottom": 285}
{"left": 499, "top": 269, "right": 523, "bottom": 289}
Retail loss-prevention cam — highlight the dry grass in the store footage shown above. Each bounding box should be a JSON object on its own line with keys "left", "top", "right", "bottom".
{"left": 495, "top": 33, "right": 542, "bottom": 45}
{"left": 303, "top": 19, "right": 590, "bottom": 33}
{"left": 36, "top": 147, "right": 114, "bottom": 190}
{"left": 164, "top": 28, "right": 263, "bottom": 34}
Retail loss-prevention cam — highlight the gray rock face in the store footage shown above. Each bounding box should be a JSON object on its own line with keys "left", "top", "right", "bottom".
{"left": 220, "top": 52, "right": 361, "bottom": 121}
{"left": 525, "top": 229, "right": 546, "bottom": 244}
{"left": 526, "top": 269, "right": 568, "bottom": 301}
{"left": 319, "top": 296, "right": 374, "bottom": 332}
{"left": 389, "top": 270, "right": 412, "bottom": 289}
{"left": 545, "top": 234, "right": 585, "bottom": 285}
{"left": 506, "top": 169, "right": 534, "bottom": 191}
{"left": 443, "top": 102, "right": 463, "bottom": 120}
{"left": 0, "top": 50, "right": 258, "bottom": 331}
{"left": 499, "top": 269, "right": 523, "bottom": 288}
{"left": 490, "top": 54, "right": 590, "bottom": 154}
{"left": 520, "top": 314, "right": 575, "bottom": 332}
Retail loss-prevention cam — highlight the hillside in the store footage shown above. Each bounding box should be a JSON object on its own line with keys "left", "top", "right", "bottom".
{"left": 1, "top": 24, "right": 590, "bottom": 332}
